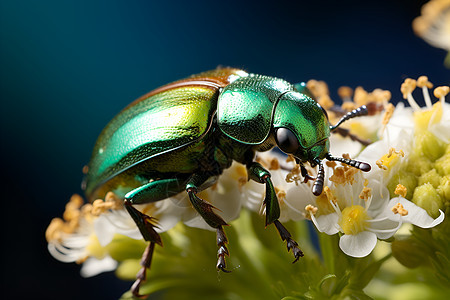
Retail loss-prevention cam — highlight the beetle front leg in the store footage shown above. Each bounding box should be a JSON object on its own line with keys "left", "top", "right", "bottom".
{"left": 186, "top": 173, "right": 231, "bottom": 272}
{"left": 123, "top": 177, "right": 187, "bottom": 297}
{"left": 247, "top": 162, "right": 303, "bottom": 262}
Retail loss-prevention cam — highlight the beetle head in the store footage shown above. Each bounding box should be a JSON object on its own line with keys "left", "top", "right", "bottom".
{"left": 273, "top": 91, "right": 330, "bottom": 162}
{"left": 273, "top": 91, "right": 371, "bottom": 196}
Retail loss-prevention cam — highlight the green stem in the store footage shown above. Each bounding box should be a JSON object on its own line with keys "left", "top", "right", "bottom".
{"left": 319, "top": 233, "right": 336, "bottom": 274}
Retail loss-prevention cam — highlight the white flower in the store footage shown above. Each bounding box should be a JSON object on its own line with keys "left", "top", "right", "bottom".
{"left": 309, "top": 168, "right": 402, "bottom": 257}
{"left": 412, "top": 0, "right": 450, "bottom": 52}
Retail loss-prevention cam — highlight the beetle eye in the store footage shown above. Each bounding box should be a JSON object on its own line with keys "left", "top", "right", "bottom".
{"left": 275, "top": 128, "right": 299, "bottom": 154}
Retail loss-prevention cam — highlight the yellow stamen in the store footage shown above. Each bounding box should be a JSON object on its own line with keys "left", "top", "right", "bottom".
{"left": 286, "top": 164, "right": 302, "bottom": 185}
{"left": 305, "top": 204, "right": 318, "bottom": 216}
{"left": 359, "top": 187, "right": 372, "bottom": 201}
{"left": 417, "top": 76, "right": 434, "bottom": 89}
{"left": 391, "top": 203, "right": 408, "bottom": 216}
{"left": 318, "top": 94, "right": 334, "bottom": 110}
{"left": 401, "top": 78, "right": 417, "bottom": 99}
{"left": 329, "top": 166, "right": 358, "bottom": 185}
{"left": 434, "top": 86, "right": 449, "bottom": 103}
{"left": 45, "top": 218, "right": 65, "bottom": 242}
{"left": 401, "top": 78, "right": 421, "bottom": 111}
{"left": 371, "top": 89, "right": 392, "bottom": 103}
{"left": 394, "top": 184, "right": 408, "bottom": 198}
{"left": 338, "top": 86, "right": 353, "bottom": 100}
{"left": 382, "top": 103, "right": 395, "bottom": 126}
{"left": 338, "top": 205, "right": 370, "bottom": 235}
{"left": 324, "top": 186, "right": 337, "bottom": 205}
{"left": 354, "top": 86, "right": 368, "bottom": 105}
{"left": 306, "top": 79, "right": 329, "bottom": 98}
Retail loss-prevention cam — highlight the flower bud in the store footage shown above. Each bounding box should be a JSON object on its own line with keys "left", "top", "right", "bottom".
{"left": 412, "top": 183, "right": 444, "bottom": 218}
{"left": 418, "top": 169, "right": 441, "bottom": 188}
{"left": 434, "top": 148, "right": 450, "bottom": 176}
{"left": 437, "top": 175, "right": 450, "bottom": 203}
{"left": 406, "top": 153, "right": 433, "bottom": 176}
{"left": 414, "top": 131, "right": 446, "bottom": 162}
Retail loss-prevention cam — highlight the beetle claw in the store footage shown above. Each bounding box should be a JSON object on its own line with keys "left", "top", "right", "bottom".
{"left": 274, "top": 220, "right": 304, "bottom": 263}
{"left": 216, "top": 227, "right": 232, "bottom": 274}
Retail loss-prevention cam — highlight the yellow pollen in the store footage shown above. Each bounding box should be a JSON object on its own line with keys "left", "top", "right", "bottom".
{"left": 371, "top": 89, "right": 392, "bottom": 103}
{"left": 391, "top": 203, "right": 409, "bottom": 216}
{"left": 275, "top": 187, "right": 286, "bottom": 203}
{"left": 364, "top": 179, "right": 369, "bottom": 187}
{"left": 326, "top": 161, "right": 337, "bottom": 169}
{"left": 338, "top": 205, "right": 370, "bottom": 235}
{"left": 382, "top": 103, "right": 395, "bottom": 126}
{"left": 329, "top": 165, "right": 358, "bottom": 185}
{"left": 286, "top": 164, "right": 302, "bottom": 185}
{"left": 353, "top": 86, "right": 368, "bottom": 105}
{"left": 434, "top": 86, "right": 449, "bottom": 99}
{"left": 306, "top": 79, "right": 329, "bottom": 98}
{"left": 401, "top": 78, "right": 417, "bottom": 99}
{"left": 417, "top": 76, "right": 434, "bottom": 89}
{"left": 359, "top": 187, "right": 372, "bottom": 201}
{"left": 45, "top": 218, "right": 65, "bottom": 242}
{"left": 338, "top": 86, "right": 353, "bottom": 99}
{"left": 105, "top": 192, "right": 122, "bottom": 209}
{"left": 394, "top": 184, "right": 408, "bottom": 198}
{"left": 286, "top": 154, "right": 296, "bottom": 163}
{"left": 45, "top": 194, "right": 94, "bottom": 241}
{"left": 268, "top": 158, "right": 280, "bottom": 170}
{"left": 324, "top": 186, "right": 337, "bottom": 205}
{"left": 318, "top": 94, "right": 334, "bottom": 109}
{"left": 232, "top": 164, "right": 248, "bottom": 190}
{"left": 305, "top": 204, "right": 318, "bottom": 218}
{"left": 341, "top": 101, "right": 357, "bottom": 111}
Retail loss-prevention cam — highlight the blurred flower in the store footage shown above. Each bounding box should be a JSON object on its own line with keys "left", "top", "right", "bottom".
{"left": 46, "top": 163, "right": 245, "bottom": 278}
{"left": 412, "top": 0, "right": 450, "bottom": 66}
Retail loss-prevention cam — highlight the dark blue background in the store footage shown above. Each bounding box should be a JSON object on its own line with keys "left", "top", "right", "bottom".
{"left": 1, "top": 0, "right": 448, "bottom": 299}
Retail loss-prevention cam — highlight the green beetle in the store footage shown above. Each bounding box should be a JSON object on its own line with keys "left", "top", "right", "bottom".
{"left": 83, "top": 67, "right": 372, "bottom": 297}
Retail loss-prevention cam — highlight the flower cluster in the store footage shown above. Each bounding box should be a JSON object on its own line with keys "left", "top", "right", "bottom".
{"left": 46, "top": 76, "right": 449, "bottom": 299}
{"left": 46, "top": 163, "right": 245, "bottom": 278}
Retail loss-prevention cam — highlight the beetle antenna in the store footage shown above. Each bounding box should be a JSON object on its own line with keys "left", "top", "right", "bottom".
{"left": 329, "top": 102, "right": 380, "bottom": 131}
{"left": 326, "top": 153, "right": 371, "bottom": 172}
{"left": 311, "top": 158, "right": 325, "bottom": 196}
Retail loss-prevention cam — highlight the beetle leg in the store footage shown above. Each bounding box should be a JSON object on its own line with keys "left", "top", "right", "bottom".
{"left": 131, "top": 241, "right": 155, "bottom": 298}
{"left": 123, "top": 177, "right": 188, "bottom": 296}
{"left": 247, "top": 162, "right": 303, "bottom": 263}
{"left": 186, "top": 173, "right": 230, "bottom": 272}
{"left": 300, "top": 163, "right": 316, "bottom": 183}
{"left": 332, "top": 127, "right": 371, "bottom": 146}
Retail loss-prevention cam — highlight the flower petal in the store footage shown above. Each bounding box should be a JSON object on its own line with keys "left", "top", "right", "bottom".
{"left": 80, "top": 256, "right": 118, "bottom": 278}
{"left": 312, "top": 213, "right": 340, "bottom": 235}
{"left": 339, "top": 231, "right": 377, "bottom": 257}
{"left": 388, "top": 197, "right": 445, "bottom": 228}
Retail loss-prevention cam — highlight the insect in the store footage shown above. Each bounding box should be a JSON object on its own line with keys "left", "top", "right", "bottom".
{"left": 83, "top": 67, "right": 373, "bottom": 297}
